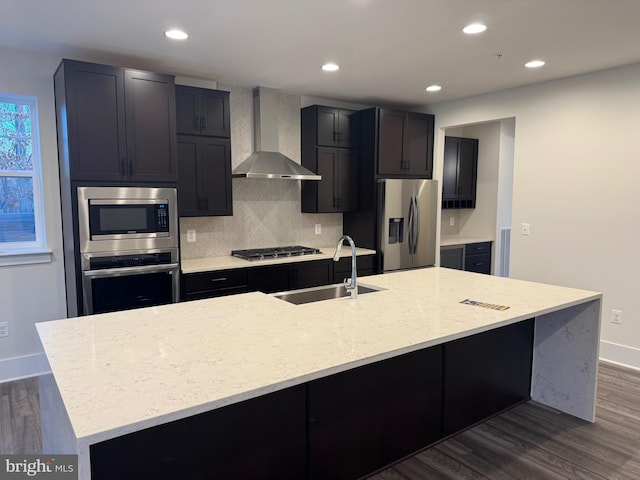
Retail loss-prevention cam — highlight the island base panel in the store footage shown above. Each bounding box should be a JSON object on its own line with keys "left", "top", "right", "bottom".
{"left": 308, "top": 346, "right": 444, "bottom": 480}
{"left": 532, "top": 299, "right": 601, "bottom": 422}
{"left": 89, "top": 384, "right": 306, "bottom": 480}
{"left": 443, "top": 319, "right": 534, "bottom": 435}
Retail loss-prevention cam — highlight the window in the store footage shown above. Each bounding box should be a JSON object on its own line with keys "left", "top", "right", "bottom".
{"left": 0, "top": 94, "right": 45, "bottom": 252}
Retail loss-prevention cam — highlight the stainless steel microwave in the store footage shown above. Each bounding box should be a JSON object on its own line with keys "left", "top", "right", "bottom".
{"left": 77, "top": 186, "right": 178, "bottom": 254}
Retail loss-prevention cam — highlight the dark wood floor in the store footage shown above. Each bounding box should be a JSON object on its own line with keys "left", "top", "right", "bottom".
{"left": 1, "top": 363, "right": 638, "bottom": 479}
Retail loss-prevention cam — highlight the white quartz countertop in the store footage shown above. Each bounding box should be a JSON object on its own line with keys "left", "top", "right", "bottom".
{"left": 180, "top": 247, "right": 376, "bottom": 274}
{"left": 36, "top": 267, "right": 601, "bottom": 447}
{"left": 440, "top": 236, "right": 494, "bottom": 247}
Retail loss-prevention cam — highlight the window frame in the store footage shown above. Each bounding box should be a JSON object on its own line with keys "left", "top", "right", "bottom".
{"left": 0, "top": 93, "right": 46, "bottom": 254}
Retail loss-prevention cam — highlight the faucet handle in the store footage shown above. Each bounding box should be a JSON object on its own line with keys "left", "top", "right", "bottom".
{"left": 344, "top": 278, "right": 353, "bottom": 291}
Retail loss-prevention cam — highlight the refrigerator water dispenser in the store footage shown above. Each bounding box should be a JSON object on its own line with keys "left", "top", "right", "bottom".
{"left": 389, "top": 218, "right": 404, "bottom": 244}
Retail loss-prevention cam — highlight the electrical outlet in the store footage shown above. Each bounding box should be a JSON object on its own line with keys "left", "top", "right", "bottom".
{"left": 521, "top": 223, "right": 530, "bottom": 236}
{"left": 449, "top": 217, "right": 455, "bottom": 226}
{"left": 612, "top": 309, "right": 622, "bottom": 325}
{"left": 186, "top": 229, "right": 196, "bottom": 242}
{"left": 0, "top": 321, "right": 8, "bottom": 338}
{"left": 315, "top": 224, "right": 321, "bottom": 235}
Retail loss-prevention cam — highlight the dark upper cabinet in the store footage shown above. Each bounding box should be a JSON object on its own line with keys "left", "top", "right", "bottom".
{"left": 442, "top": 136, "right": 478, "bottom": 209}
{"left": 175, "top": 86, "right": 230, "bottom": 137}
{"left": 303, "top": 105, "right": 354, "bottom": 148}
{"left": 301, "top": 105, "right": 359, "bottom": 213}
{"left": 54, "top": 59, "right": 178, "bottom": 184}
{"left": 302, "top": 148, "right": 358, "bottom": 213}
{"left": 376, "top": 109, "right": 434, "bottom": 177}
{"left": 177, "top": 135, "right": 232, "bottom": 216}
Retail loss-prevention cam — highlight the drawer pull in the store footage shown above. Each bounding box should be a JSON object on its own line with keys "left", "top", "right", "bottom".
{"left": 210, "top": 277, "right": 228, "bottom": 282}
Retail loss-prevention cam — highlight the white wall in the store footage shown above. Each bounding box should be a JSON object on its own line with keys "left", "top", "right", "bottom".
{"left": 427, "top": 63, "right": 640, "bottom": 369}
{"left": 0, "top": 48, "right": 67, "bottom": 381}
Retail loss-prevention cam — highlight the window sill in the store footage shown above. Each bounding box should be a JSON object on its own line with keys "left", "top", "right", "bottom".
{"left": 0, "top": 248, "right": 53, "bottom": 267}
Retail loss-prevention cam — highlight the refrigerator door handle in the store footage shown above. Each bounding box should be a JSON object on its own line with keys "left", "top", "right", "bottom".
{"left": 412, "top": 196, "right": 420, "bottom": 254}
{"left": 407, "top": 195, "right": 416, "bottom": 254}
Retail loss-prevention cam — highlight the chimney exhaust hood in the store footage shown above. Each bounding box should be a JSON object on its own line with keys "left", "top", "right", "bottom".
{"left": 232, "top": 87, "right": 321, "bottom": 180}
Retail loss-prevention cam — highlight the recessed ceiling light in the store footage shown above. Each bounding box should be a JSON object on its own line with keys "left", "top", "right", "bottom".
{"left": 463, "top": 23, "right": 487, "bottom": 34}
{"left": 322, "top": 63, "right": 340, "bottom": 72}
{"left": 426, "top": 85, "right": 442, "bottom": 92}
{"left": 525, "top": 60, "right": 545, "bottom": 68}
{"left": 165, "top": 29, "right": 189, "bottom": 40}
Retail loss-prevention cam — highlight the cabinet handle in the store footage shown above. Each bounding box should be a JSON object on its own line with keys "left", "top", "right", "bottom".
{"left": 209, "top": 277, "right": 228, "bottom": 282}
{"left": 194, "top": 116, "right": 199, "bottom": 129}
{"left": 205, "top": 197, "right": 209, "bottom": 210}
{"left": 333, "top": 131, "right": 338, "bottom": 143}
{"left": 120, "top": 159, "right": 126, "bottom": 175}
{"left": 201, "top": 116, "right": 206, "bottom": 131}
{"left": 197, "top": 197, "right": 202, "bottom": 210}
{"left": 128, "top": 159, "right": 133, "bottom": 176}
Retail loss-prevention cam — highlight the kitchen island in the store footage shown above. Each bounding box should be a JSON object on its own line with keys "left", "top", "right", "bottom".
{"left": 37, "top": 267, "right": 601, "bottom": 479}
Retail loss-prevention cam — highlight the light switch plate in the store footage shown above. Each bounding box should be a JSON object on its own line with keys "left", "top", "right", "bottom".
{"left": 0, "top": 321, "right": 8, "bottom": 338}
{"left": 186, "top": 229, "right": 196, "bottom": 242}
{"left": 521, "top": 223, "right": 530, "bottom": 236}
{"left": 315, "top": 224, "right": 321, "bottom": 235}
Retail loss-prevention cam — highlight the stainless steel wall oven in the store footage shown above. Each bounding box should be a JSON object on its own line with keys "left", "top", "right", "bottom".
{"left": 76, "top": 186, "right": 179, "bottom": 315}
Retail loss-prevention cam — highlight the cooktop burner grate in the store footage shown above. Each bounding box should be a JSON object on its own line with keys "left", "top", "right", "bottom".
{"left": 231, "top": 245, "right": 321, "bottom": 261}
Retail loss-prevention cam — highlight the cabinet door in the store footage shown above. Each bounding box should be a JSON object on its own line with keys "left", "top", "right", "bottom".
{"left": 124, "top": 70, "right": 178, "bottom": 183}
{"left": 291, "top": 260, "right": 331, "bottom": 290}
{"left": 337, "top": 108, "right": 354, "bottom": 147}
{"left": 442, "top": 137, "right": 460, "bottom": 200}
{"left": 457, "top": 138, "right": 478, "bottom": 201}
{"left": 443, "top": 319, "right": 534, "bottom": 436}
{"left": 404, "top": 112, "right": 433, "bottom": 178}
{"left": 335, "top": 149, "right": 358, "bottom": 212}
{"left": 309, "top": 346, "right": 443, "bottom": 480}
{"left": 201, "top": 138, "right": 232, "bottom": 216}
{"left": 177, "top": 135, "right": 202, "bottom": 216}
{"left": 200, "top": 90, "right": 230, "bottom": 137}
{"left": 175, "top": 86, "right": 201, "bottom": 135}
{"left": 316, "top": 106, "right": 340, "bottom": 147}
{"left": 316, "top": 148, "right": 338, "bottom": 212}
{"left": 64, "top": 61, "right": 126, "bottom": 182}
{"left": 248, "top": 266, "right": 291, "bottom": 293}
{"left": 377, "top": 109, "right": 405, "bottom": 175}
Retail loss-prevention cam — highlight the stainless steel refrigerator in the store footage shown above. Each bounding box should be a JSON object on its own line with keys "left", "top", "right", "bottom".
{"left": 378, "top": 179, "right": 438, "bottom": 271}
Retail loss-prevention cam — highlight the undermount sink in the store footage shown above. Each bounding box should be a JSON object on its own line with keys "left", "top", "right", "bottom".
{"left": 272, "top": 283, "right": 385, "bottom": 305}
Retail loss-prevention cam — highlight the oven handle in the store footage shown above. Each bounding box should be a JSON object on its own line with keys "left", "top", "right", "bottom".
{"left": 82, "top": 263, "right": 180, "bottom": 279}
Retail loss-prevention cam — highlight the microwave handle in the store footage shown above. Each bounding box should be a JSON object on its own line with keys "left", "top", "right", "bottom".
{"left": 82, "top": 263, "right": 179, "bottom": 279}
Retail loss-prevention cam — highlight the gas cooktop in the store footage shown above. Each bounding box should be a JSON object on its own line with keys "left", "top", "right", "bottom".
{"left": 231, "top": 245, "right": 321, "bottom": 261}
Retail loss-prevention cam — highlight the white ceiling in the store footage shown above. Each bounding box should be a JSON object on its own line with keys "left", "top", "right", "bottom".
{"left": 3, "top": 0, "right": 640, "bottom": 108}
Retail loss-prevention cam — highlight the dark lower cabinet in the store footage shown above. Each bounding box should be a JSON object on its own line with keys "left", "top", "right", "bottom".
{"left": 442, "top": 319, "right": 534, "bottom": 435}
{"left": 332, "top": 253, "right": 375, "bottom": 283}
{"left": 181, "top": 268, "right": 248, "bottom": 301}
{"left": 247, "top": 260, "right": 331, "bottom": 294}
{"left": 308, "top": 346, "right": 443, "bottom": 480}
{"left": 90, "top": 385, "right": 307, "bottom": 480}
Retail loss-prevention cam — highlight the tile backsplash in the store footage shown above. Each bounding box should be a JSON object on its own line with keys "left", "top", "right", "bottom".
{"left": 179, "top": 84, "right": 342, "bottom": 259}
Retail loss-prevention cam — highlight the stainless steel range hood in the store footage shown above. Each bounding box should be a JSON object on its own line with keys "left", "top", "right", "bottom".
{"left": 232, "top": 87, "right": 321, "bottom": 180}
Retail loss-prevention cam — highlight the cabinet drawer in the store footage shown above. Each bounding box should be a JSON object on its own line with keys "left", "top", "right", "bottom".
{"left": 465, "top": 242, "right": 491, "bottom": 256}
{"left": 183, "top": 269, "right": 248, "bottom": 299}
{"left": 464, "top": 253, "right": 491, "bottom": 274}
{"left": 333, "top": 254, "right": 375, "bottom": 275}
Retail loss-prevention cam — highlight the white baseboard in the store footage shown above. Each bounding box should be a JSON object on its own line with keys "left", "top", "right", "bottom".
{"left": 599, "top": 340, "right": 640, "bottom": 371}
{"left": 0, "top": 353, "right": 51, "bottom": 383}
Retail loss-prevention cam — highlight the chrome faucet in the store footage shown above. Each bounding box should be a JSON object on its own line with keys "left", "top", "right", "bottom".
{"left": 333, "top": 235, "right": 358, "bottom": 299}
